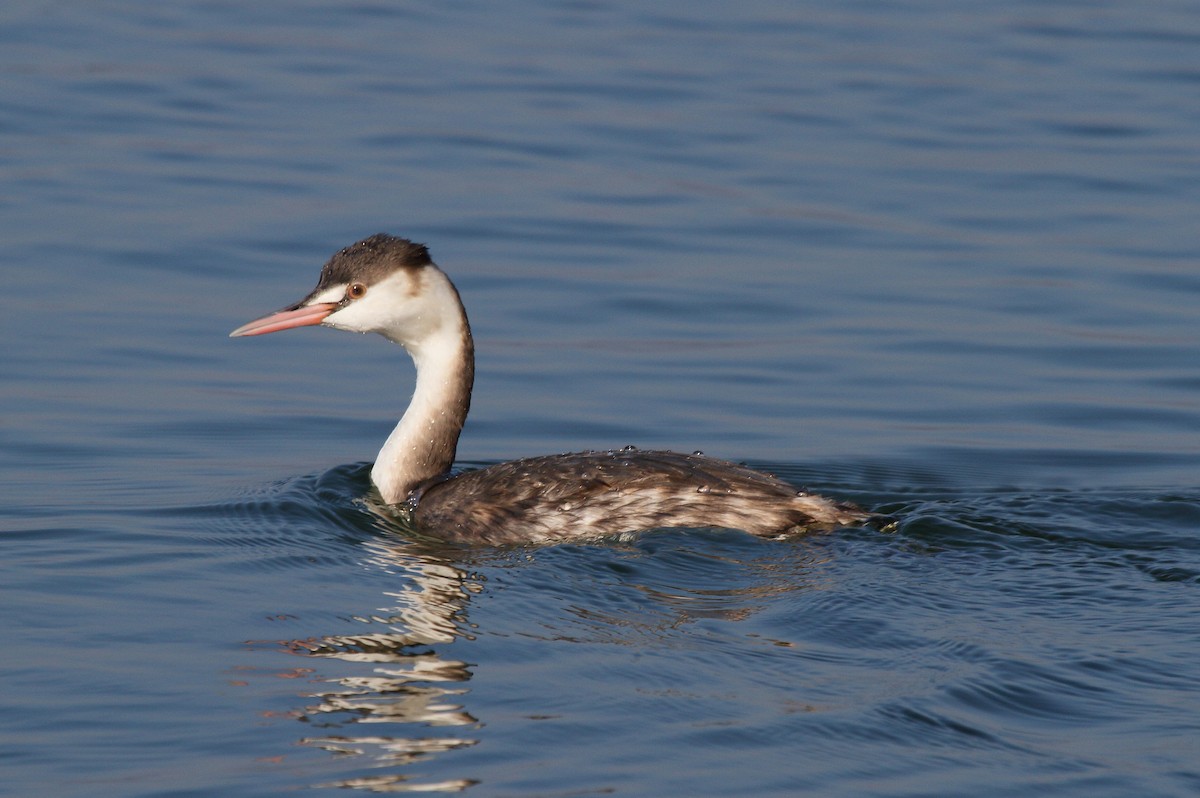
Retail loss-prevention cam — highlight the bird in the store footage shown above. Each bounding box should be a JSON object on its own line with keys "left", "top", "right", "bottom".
{"left": 230, "top": 234, "right": 871, "bottom": 545}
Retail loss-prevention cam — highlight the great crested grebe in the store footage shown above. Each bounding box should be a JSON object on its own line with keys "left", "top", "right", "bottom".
{"left": 230, "top": 234, "right": 870, "bottom": 544}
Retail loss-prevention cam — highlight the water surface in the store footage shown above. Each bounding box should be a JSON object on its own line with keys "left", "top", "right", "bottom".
{"left": 3, "top": 2, "right": 1199, "bottom": 796}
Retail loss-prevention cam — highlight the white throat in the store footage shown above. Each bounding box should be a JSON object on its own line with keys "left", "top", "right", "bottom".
{"left": 368, "top": 269, "right": 474, "bottom": 504}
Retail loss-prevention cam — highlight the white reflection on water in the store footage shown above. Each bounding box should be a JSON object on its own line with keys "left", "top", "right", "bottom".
{"left": 288, "top": 534, "right": 483, "bottom": 792}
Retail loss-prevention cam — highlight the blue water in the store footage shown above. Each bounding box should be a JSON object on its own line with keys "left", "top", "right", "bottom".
{"left": 3, "top": 1, "right": 1200, "bottom": 795}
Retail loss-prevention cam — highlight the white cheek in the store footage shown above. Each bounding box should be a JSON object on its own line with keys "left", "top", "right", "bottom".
{"left": 325, "top": 301, "right": 371, "bottom": 332}
{"left": 316, "top": 271, "right": 430, "bottom": 338}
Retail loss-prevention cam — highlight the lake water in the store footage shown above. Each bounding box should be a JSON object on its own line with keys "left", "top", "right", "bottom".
{"left": 3, "top": 1, "right": 1200, "bottom": 795}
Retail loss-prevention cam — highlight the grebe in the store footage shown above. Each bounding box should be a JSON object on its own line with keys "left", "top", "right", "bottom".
{"left": 230, "top": 234, "right": 869, "bottom": 544}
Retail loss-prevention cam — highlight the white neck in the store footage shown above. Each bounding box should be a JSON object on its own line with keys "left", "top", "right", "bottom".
{"left": 370, "top": 273, "right": 474, "bottom": 504}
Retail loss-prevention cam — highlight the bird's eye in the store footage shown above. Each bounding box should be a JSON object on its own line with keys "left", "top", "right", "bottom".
{"left": 346, "top": 282, "right": 368, "bottom": 300}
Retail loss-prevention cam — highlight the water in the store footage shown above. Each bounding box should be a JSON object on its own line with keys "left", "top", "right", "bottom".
{"left": 3, "top": 1, "right": 1200, "bottom": 795}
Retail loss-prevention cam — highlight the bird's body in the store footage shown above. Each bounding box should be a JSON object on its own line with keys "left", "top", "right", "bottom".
{"left": 231, "top": 234, "right": 870, "bottom": 543}
{"left": 412, "top": 447, "right": 864, "bottom": 545}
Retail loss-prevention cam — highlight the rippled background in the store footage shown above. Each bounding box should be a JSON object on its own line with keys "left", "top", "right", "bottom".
{"left": 3, "top": 2, "right": 1199, "bottom": 795}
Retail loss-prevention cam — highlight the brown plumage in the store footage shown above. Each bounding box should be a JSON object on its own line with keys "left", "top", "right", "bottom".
{"left": 412, "top": 448, "right": 867, "bottom": 544}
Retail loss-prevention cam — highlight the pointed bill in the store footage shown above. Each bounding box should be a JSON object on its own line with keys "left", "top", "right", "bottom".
{"left": 229, "top": 302, "right": 337, "bottom": 337}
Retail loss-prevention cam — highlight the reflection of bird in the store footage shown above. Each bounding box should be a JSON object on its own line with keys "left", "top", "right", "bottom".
{"left": 232, "top": 234, "right": 869, "bottom": 543}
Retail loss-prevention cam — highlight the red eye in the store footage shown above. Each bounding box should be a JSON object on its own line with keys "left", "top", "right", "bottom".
{"left": 347, "top": 282, "right": 367, "bottom": 299}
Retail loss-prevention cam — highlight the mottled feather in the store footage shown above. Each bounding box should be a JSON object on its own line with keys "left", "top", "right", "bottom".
{"left": 412, "top": 448, "right": 869, "bottom": 544}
